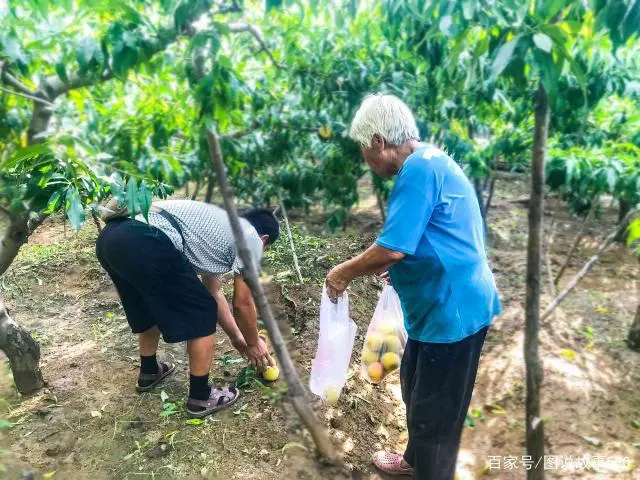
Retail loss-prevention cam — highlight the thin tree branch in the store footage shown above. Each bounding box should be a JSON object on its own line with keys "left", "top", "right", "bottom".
{"left": 228, "top": 23, "right": 285, "bottom": 68}
{"left": 0, "top": 85, "right": 56, "bottom": 107}
{"left": 205, "top": 126, "right": 339, "bottom": 463}
{"left": 0, "top": 62, "right": 36, "bottom": 96}
{"left": 279, "top": 199, "right": 303, "bottom": 283}
{"left": 541, "top": 209, "right": 637, "bottom": 321}
{"left": 554, "top": 198, "right": 598, "bottom": 286}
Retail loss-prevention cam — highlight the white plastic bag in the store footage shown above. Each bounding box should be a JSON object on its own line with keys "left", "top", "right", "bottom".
{"left": 309, "top": 285, "right": 357, "bottom": 403}
{"left": 360, "top": 284, "right": 407, "bottom": 384}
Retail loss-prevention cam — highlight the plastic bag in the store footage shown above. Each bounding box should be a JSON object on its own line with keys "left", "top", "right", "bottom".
{"left": 309, "top": 285, "right": 357, "bottom": 404}
{"left": 360, "top": 284, "right": 407, "bottom": 384}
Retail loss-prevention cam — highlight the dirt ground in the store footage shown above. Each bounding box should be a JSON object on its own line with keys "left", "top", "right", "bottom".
{"left": 1, "top": 172, "right": 639, "bottom": 479}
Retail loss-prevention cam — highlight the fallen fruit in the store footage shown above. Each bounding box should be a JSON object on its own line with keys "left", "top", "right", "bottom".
{"left": 324, "top": 386, "right": 340, "bottom": 405}
{"left": 361, "top": 348, "right": 379, "bottom": 366}
{"left": 383, "top": 334, "right": 402, "bottom": 353}
{"left": 366, "top": 332, "right": 384, "bottom": 352}
{"left": 367, "top": 362, "right": 384, "bottom": 383}
{"left": 263, "top": 366, "right": 279, "bottom": 382}
{"left": 381, "top": 352, "right": 400, "bottom": 372}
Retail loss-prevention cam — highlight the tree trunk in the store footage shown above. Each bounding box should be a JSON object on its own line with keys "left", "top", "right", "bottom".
{"left": 0, "top": 292, "right": 44, "bottom": 394}
{"left": 525, "top": 84, "right": 548, "bottom": 479}
{"left": 616, "top": 199, "right": 631, "bottom": 242}
{"left": 205, "top": 128, "right": 339, "bottom": 463}
{"left": 375, "top": 190, "right": 386, "bottom": 222}
{"left": 205, "top": 172, "right": 215, "bottom": 203}
{"left": 628, "top": 303, "right": 640, "bottom": 352}
{"left": 474, "top": 178, "right": 487, "bottom": 227}
{"left": 0, "top": 214, "right": 32, "bottom": 276}
{"left": 191, "top": 177, "right": 202, "bottom": 201}
{"left": 484, "top": 176, "right": 496, "bottom": 217}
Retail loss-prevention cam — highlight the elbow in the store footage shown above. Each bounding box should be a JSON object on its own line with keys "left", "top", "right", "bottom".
{"left": 388, "top": 250, "right": 406, "bottom": 262}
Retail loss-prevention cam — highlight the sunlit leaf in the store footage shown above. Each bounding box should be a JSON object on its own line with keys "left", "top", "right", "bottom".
{"left": 559, "top": 349, "right": 576, "bottom": 360}
{"left": 137, "top": 179, "right": 152, "bottom": 222}
{"left": 489, "top": 36, "right": 521, "bottom": 81}
{"left": 185, "top": 418, "right": 205, "bottom": 426}
{"left": 125, "top": 177, "right": 138, "bottom": 217}
{"left": 533, "top": 33, "right": 552, "bottom": 52}
{"left": 65, "top": 188, "right": 85, "bottom": 232}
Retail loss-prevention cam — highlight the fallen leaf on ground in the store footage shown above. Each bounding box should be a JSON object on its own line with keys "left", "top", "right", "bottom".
{"left": 580, "top": 435, "right": 601, "bottom": 447}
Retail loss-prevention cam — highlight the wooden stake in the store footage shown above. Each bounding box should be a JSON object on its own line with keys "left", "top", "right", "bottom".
{"left": 279, "top": 199, "right": 303, "bottom": 283}
{"left": 205, "top": 127, "right": 339, "bottom": 463}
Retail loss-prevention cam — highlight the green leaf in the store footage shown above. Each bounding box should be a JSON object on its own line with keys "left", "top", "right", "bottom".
{"left": 439, "top": 15, "right": 453, "bottom": 36}
{"left": 185, "top": 418, "right": 205, "bottom": 426}
{"left": 540, "top": 0, "right": 570, "bottom": 21}
{"left": 626, "top": 219, "right": 640, "bottom": 247}
{"left": 462, "top": 0, "right": 475, "bottom": 20}
{"left": 0, "top": 419, "right": 13, "bottom": 429}
{"left": 569, "top": 57, "right": 587, "bottom": 91}
{"left": 533, "top": 33, "right": 552, "bottom": 52}
{"left": 534, "top": 49, "right": 559, "bottom": 100}
{"left": 622, "top": 0, "right": 640, "bottom": 42}
{"left": 65, "top": 188, "right": 84, "bottom": 232}
{"left": 55, "top": 63, "right": 68, "bottom": 83}
{"left": 137, "top": 179, "right": 152, "bottom": 222}
{"left": 2, "top": 144, "right": 51, "bottom": 170}
{"left": 559, "top": 348, "right": 576, "bottom": 360}
{"left": 76, "top": 37, "right": 100, "bottom": 71}
{"left": 125, "top": 178, "right": 138, "bottom": 217}
{"left": 1, "top": 35, "right": 29, "bottom": 66}
{"left": 44, "top": 191, "right": 63, "bottom": 215}
{"left": 489, "top": 36, "right": 520, "bottom": 81}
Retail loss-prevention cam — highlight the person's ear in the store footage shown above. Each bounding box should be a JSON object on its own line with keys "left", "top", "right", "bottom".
{"left": 372, "top": 134, "right": 385, "bottom": 153}
{"left": 260, "top": 234, "right": 269, "bottom": 250}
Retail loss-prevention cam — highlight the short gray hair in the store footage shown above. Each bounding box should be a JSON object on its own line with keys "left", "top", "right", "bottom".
{"left": 349, "top": 94, "right": 420, "bottom": 147}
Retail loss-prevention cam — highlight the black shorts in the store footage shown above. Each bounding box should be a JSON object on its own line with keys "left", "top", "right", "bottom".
{"left": 95, "top": 218, "right": 217, "bottom": 343}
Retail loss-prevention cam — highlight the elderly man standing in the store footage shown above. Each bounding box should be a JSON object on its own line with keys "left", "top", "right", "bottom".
{"left": 326, "top": 94, "right": 501, "bottom": 479}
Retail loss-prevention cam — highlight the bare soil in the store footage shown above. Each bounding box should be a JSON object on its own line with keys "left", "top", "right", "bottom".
{"left": 1, "top": 173, "right": 639, "bottom": 479}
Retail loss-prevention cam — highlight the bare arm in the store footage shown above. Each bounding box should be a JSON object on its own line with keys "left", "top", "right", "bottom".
{"left": 201, "top": 274, "right": 247, "bottom": 354}
{"left": 326, "top": 243, "right": 405, "bottom": 300}
{"left": 232, "top": 274, "right": 273, "bottom": 370}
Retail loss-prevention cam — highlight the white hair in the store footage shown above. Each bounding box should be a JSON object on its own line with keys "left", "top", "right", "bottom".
{"left": 349, "top": 94, "right": 420, "bottom": 147}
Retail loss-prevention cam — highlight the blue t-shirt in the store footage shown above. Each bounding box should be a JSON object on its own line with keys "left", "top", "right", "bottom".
{"left": 376, "top": 145, "right": 501, "bottom": 343}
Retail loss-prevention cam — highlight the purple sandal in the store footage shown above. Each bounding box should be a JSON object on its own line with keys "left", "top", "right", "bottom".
{"left": 186, "top": 386, "right": 240, "bottom": 418}
{"left": 136, "top": 361, "right": 176, "bottom": 393}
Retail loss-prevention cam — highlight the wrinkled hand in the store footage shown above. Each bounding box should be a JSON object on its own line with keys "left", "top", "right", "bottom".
{"left": 246, "top": 337, "right": 275, "bottom": 372}
{"left": 380, "top": 271, "right": 392, "bottom": 285}
{"left": 230, "top": 335, "right": 248, "bottom": 357}
{"left": 326, "top": 264, "right": 351, "bottom": 302}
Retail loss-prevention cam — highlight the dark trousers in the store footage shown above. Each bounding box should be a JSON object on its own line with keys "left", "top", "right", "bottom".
{"left": 401, "top": 327, "right": 488, "bottom": 480}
